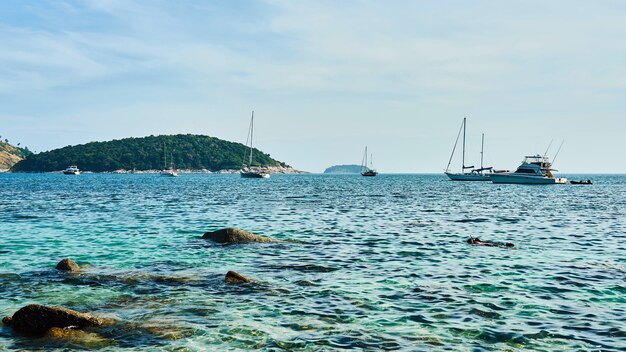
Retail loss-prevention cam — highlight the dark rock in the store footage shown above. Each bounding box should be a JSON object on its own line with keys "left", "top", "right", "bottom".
{"left": 202, "top": 228, "right": 276, "bottom": 244}
{"left": 3, "top": 304, "right": 113, "bottom": 335}
{"left": 55, "top": 258, "right": 80, "bottom": 272}
{"left": 225, "top": 271, "right": 252, "bottom": 283}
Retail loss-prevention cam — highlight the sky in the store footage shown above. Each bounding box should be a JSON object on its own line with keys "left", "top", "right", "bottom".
{"left": 1, "top": 0, "right": 625, "bottom": 173}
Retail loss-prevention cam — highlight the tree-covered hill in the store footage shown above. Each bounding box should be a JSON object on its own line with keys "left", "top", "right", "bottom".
{"left": 0, "top": 140, "right": 32, "bottom": 170}
{"left": 323, "top": 164, "right": 364, "bottom": 174}
{"left": 11, "top": 134, "right": 288, "bottom": 172}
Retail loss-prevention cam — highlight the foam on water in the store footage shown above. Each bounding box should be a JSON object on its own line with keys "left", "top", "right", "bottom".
{"left": 1, "top": 174, "right": 625, "bottom": 350}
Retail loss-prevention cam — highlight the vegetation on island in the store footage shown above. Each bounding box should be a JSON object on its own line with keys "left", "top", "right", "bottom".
{"left": 11, "top": 134, "right": 287, "bottom": 172}
{"left": 323, "top": 164, "right": 364, "bottom": 174}
{"left": 0, "top": 138, "right": 33, "bottom": 170}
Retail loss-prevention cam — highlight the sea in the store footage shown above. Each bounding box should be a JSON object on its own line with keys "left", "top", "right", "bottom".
{"left": 0, "top": 173, "right": 625, "bottom": 351}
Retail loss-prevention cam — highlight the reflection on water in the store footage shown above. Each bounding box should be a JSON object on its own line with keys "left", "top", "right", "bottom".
{"left": 1, "top": 173, "right": 625, "bottom": 350}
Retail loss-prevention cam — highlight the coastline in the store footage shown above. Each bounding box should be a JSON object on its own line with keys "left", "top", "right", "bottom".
{"left": 6, "top": 165, "right": 308, "bottom": 175}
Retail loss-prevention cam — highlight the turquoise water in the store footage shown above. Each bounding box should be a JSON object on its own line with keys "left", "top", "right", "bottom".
{"left": 1, "top": 174, "right": 625, "bottom": 351}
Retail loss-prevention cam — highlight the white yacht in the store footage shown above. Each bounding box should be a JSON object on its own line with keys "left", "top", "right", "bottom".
{"left": 63, "top": 166, "right": 80, "bottom": 175}
{"left": 490, "top": 155, "right": 567, "bottom": 184}
{"left": 241, "top": 111, "right": 270, "bottom": 179}
{"left": 444, "top": 117, "right": 494, "bottom": 181}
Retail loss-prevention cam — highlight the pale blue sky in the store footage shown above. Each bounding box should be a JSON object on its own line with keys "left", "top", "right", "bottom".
{"left": 1, "top": 1, "right": 625, "bottom": 172}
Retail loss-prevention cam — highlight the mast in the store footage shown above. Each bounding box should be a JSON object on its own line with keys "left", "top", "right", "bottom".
{"left": 370, "top": 153, "right": 373, "bottom": 169}
{"left": 163, "top": 142, "right": 167, "bottom": 169}
{"left": 362, "top": 146, "right": 368, "bottom": 172}
{"left": 480, "top": 133, "right": 484, "bottom": 169}
{"left": 446, "top": 119, "right": 464, "bottom": 172}
{"left": 249, "top": 111, "right": 254, "bottom": 167}
{"left": 462, "top": 117, "right": 466, "bottom": 171}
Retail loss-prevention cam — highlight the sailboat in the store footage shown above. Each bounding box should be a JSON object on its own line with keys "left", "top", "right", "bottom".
{"left": 160, "top": 142, "right": 178, "bottom": 177}
{"left": 241, "top": 111, "right": 270, "bottom": 179}
{"left": 360, "top": 146, "right": 378, "bottom": 177}
{"left": 444, "top": 117, "right": 493, "bottom": 181}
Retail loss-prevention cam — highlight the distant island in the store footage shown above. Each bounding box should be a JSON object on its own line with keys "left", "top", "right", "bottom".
{"left": 11, "top": 134, "right": 298, "bottom": 173}
{"left": 0, "top": 140, "right": 32, "bottom": 171}
{"left": 324, "top": 164, "right": 364, "bottom": 174}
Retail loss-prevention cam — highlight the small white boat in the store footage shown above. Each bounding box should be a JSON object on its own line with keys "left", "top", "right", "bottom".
{"left": 63, "top": 166, "right": 80, "bottom": 175}
{"left": 240, "top": 111, "right": 270, "bottom": 179}
{"left": 360, "top": 146, "right": 378, "bottom": 177}
{"left": 490, "top": 155, "right": 567, "bottom": 184}
{"left": 444, "top": 118, "right": 495, "bottom": 181}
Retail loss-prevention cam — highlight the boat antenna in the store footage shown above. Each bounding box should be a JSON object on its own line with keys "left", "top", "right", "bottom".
{"left": 445, "top": 118, "right": 464, "bottom": 172}
{"left": 480, "top": 133, "right": 484, "bottom": 169}
{"left": 543, "top": 139, "right": 553, "bottom": 159}
{"left": 552, "top": 140, "right": 564, "bottom": 166}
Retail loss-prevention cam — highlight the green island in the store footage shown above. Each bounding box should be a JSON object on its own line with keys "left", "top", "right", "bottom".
{"left": 11, "top": 134, "right": 290, "bottom": 173}
{"left": 323, "top": 164, "right": 364, "bottom": 174}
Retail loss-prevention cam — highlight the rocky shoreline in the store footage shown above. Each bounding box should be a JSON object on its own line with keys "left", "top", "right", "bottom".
{"left": 1, "top": 228, "right": 272, "bottom": 348}
{"left": 8, "top": 166, "right": 308, "bottom": 174}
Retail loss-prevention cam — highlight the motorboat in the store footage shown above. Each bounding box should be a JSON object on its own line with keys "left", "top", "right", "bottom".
{"left": 444, "top": 117, "right": 494, "bottom": 181}
{"left": 360, "top": 146, "right": 378, "bottom": 177}
{"left": 63, "top": 166, "right": 80, "bottom": 175}
{"left": 240, "top": 111, "right": 271, "bottom": 179}
{"left": 570, "top": 180, "right": 592, "bottom": 185}
{"left": 490, "top": 155, "right": 567, "bottom": 184}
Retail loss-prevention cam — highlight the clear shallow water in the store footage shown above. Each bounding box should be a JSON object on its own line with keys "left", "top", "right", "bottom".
{"left": 1, "top": 173, "right": 625, "bottom": 351}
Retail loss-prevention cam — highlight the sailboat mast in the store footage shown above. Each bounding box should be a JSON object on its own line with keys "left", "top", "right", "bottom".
{"left": 249, "top": 111, "right": 254, "bottom": 167}
{"left": 480, "top": 133, "right": 484, "bottom": 169}
{"left": 370, "top": 153, "right": 373, "bottom": 169}
{"left": 365, "top": 147, "right": 367, "bottom": 169}
{"left": 163, "top": 142, "right": 167, "bottom": 169}
{"left": 462, "top": 117, "right": 466, "bottom": 171}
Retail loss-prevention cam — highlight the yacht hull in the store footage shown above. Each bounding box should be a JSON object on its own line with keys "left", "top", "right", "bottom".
{"left": 241, "top": 172, "right": 270, "bottom": 178}
{"left": 445, "top": 172, "right": 490, "bottom": 181}
{"left": 490, "top": 174, "right": 567, "bottom": 184}
{"left": 63, "top": 171, "right": 80, "bottom": 175}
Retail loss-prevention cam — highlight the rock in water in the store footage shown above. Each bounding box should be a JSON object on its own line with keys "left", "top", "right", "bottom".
{"left": 225, "top": 271, "right": 252, "bottom": 283}
{"left": 45, "top": 327, "right": 111, "bottom": 347}
{"left": 3, "top": 305, "right": 112, "bottom": 335}
{"left": 202, "top": 228, "right": 275, "bottom": 243}
{"left": 55, "top": 258, "right": 80, "bottom": 272}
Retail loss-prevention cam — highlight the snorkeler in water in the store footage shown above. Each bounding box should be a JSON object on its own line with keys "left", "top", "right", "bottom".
{"left": 467, "top": 235, "right": 514, "bottom": 248}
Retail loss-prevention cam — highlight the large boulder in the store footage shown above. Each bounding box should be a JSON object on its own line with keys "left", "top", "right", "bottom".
{"left": 225, "top": 271, "right": 252, "bottom": 283}
{"left": 55, "top": 258, "right": 80, "bottom": 272}
{"left": 202, "top": 228, "right": 276, "bottom": 244}
{"left": 2, "top": 305, "right": 113, "bottom": 335}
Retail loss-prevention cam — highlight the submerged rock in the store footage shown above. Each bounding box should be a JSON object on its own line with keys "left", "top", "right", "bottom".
{"left": 225, "top": 271, "right": 253, "bottom": 283}
{"left": 202, "top": 228, "right": 276, "bottom": 243}
{"left": 3, "top": 304, "right": 113, "bottom": 335}
{"left": 44, "top": 327, "right": 112, "bottom": 347}
{"left": 55, "top": 258, "right": 80, "bottom": 272}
